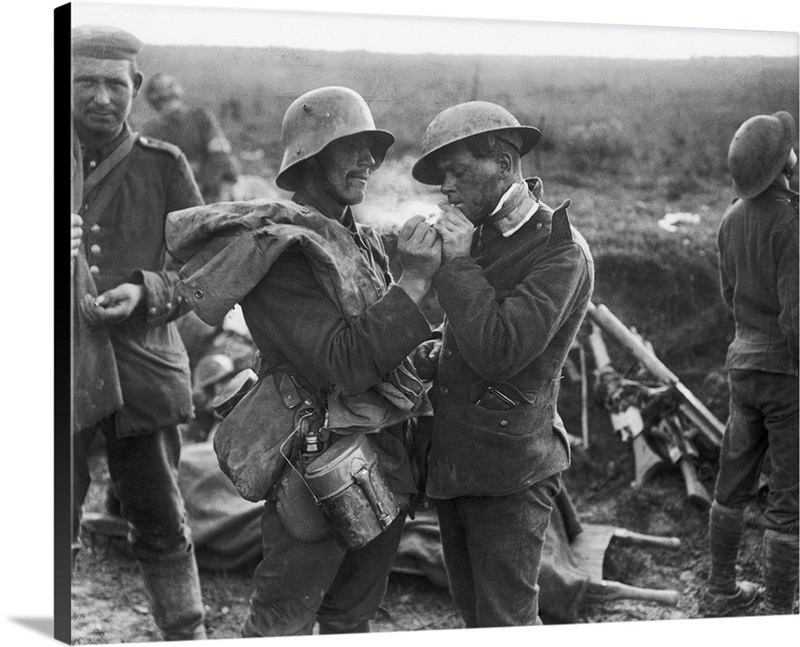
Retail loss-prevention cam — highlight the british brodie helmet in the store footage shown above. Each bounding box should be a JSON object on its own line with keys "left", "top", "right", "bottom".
{"left": 728, "top": 110, "right": 796, "bottom": 199}
{"left": 412, "top": 101, "right": 542, "bottom": 185}
{"left": 276, "top": 86, "right": 395, "bottom": 191}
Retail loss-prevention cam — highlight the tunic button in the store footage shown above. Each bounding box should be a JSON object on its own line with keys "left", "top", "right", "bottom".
{"left": 443, "top": 349, "right": 452, "bottom": 359}
{"left": 90, "top": 244, "right": 101, "bottom": 254}
{"left": 439, "top": 386, "right": 448, "bottom": 396}
{"left": 536, "top": 222, "right": 543, "bottom": 229}
{"left": 149, "top": 307, "right": 157, "bottom": 315}
{"left": 165, "top": 302, "right": 172, "bottom": 309}
{"left": 88, "top": 160, "right": 97, "bottom": 169}
{"left": 500, "top": 420, "right": 508, "bottom": 427}
{"left": 90, "top": 224, "right": 100, "bottom": 232}
{"left": 89, "top": 265, "right": 99, "bottom": 275}
{"left": 194, "top": 289, "right": 204, "bottom": 298}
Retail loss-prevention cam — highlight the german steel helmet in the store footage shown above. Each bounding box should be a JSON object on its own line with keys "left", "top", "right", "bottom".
{"left": 276, "top": 86, "right": 395, "bottom": 191}
{"left": 412, "top": 101, "right": 541, "bottom": 185}
{"left": 193, "top": 354, "right": 235, "bottom": 390}
{"left": 145, "top": 72, "right": 185, "bottom": 105}
{"left": 728, "top": 110, "right": 796, "bottom": 199}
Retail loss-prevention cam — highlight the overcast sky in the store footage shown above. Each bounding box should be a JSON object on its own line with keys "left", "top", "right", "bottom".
{"left": 71, "top": 0, "right": 799, "bottom": 59}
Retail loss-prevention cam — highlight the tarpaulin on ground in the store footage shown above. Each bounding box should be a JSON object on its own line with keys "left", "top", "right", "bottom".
{"left": 179, "top": 441, "right": 617, "bottom": 623}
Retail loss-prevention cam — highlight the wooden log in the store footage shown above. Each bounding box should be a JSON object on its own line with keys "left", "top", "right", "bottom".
{"left": 585, "top": 579, "right": 680, "bottom": 606}
{"left": 612, "top": 528, "right": 681, "bottom": 550}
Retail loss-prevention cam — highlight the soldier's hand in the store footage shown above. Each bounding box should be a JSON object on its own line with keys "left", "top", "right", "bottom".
{"left": 71, "top": 213, "right": 83, "bottom": 259}
{"left": 398, "top": 215, "right": 442, "bottom": 278}
{"left": 396, "top": 215, "right": 442, "bottom": 305}
{"left": 80, "top": 283, "right": 145, "bottom": 325}
{"left": 412, "top": 338, "right": 442, "bottom": 381}
{"left": 433, "top": 202, "right": 473, "bottom": 262}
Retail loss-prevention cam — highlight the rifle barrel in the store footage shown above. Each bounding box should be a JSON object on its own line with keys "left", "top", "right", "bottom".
{"left": 586, "top": 303, "right": 724, "bottom": 447}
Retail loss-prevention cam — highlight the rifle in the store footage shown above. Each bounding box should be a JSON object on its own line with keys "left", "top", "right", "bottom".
{"left": 586, "top": 302, "right": 724, "bottom": 450}
{"left": 649, "top": 413, "right": 712, "bottom": 510}
{"left": 586, "top": 320, "right": 666, "bottom": 488}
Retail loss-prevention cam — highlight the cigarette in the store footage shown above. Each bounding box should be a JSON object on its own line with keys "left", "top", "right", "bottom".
{"left": 425, "top": 213, "right": 442, "bottom": 225}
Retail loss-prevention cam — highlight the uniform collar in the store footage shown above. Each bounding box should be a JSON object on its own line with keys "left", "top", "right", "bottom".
{"left": 292, "top": 181, "right": 357, "bottom": 233}
{"left": 486, "top": 179, "right": 541, "bottom": 237}
{"left": 81, "top": 121, "right": 134, "bottom": 173}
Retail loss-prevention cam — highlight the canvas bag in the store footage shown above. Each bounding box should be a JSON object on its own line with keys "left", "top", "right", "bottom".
{"left": 213, "top": 367, "right": 324, "bottom": 502}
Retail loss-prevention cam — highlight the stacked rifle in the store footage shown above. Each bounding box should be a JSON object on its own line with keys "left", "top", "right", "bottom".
{"left": 582, "top": 302, "right": 725, "bottom": 510}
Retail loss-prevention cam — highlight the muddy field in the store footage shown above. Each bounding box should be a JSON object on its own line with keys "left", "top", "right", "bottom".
{"left": 70, "top": 176, "right": 791, "bottom": 644}
{"left": 70, "top": 414, "right": 772, "bottom": 643}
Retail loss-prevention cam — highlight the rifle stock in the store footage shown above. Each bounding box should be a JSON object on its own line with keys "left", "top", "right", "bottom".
{"left": 586, "top": 302, "right": 725, "bottom": 448}
{"left": 631, "top": 433, "right": 665, "bottom": 488}
{"left": 587, "top": 321, "right": 666, "bottom": 487}
{"left": 677, "top": 457, "right": 712, "bottom": 510}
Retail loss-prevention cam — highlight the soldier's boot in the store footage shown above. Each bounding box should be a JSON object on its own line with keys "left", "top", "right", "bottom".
{"left": 700, "top": 501, "right": 760, "bottom": 617}
{"left": 763, "top": 529, "right": 799, "bottom": 615}
{"left": 317, "top": 619, "right": 370, "bottom": 634}
{"left": 139, "top": 550, "right": 208, "bottom": 640}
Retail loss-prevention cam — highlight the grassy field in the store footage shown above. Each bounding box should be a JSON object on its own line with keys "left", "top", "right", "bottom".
{"left": 129, "top": 46, "right": 798, "bottom": 183}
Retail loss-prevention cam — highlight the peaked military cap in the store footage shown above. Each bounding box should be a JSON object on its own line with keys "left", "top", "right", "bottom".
{"left": 72, "top": 25, "right": 143, "bottom": 61}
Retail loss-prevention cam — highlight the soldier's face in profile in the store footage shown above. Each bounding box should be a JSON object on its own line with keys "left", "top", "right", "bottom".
{"left": 316, "top": 133, "right": 377, "bottom": 205}
{"left": 72, "top": 56, "right": 139, "bottom": 139}
{"left": 436, "top": 142, "right": 504, "bottom": 224}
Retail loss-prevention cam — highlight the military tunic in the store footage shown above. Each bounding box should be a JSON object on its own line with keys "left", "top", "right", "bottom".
{"left": 78, "top": 123, "right": 203, "bottom": 435}
{"left": 714, "top": 182, "right": 799, "bottom": 535}
{"left": 427, "top": 181, "right": 594, "bottom": 499}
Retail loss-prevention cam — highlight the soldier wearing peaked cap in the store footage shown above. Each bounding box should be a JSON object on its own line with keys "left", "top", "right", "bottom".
{"left": 700, "top": 111, "right": 799, "bottom": 618}
{"left": 409, "top": 101, "right": 595, "bottom": 627}
{"left": 70, "top": 25, "right": 208, "bottom": 641}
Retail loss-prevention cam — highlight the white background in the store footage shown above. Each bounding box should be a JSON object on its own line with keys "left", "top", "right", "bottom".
{"left": 1, "top": 1, "right": 799, "bottom": 646}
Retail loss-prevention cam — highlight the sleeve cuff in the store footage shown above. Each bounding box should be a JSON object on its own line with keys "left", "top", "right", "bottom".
{"left": 130, "top": 269, "right": 183, "bottom": 325}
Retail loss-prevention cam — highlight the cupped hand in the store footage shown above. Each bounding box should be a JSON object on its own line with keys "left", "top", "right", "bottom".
{"left": 398, "top": 215, "right": 442, "bottom": 280}
{"left": 432, "top": 202, "right": 473, "bottom": 262}
{"left": 80, "top": 283, "right": 145, "bottom": 325}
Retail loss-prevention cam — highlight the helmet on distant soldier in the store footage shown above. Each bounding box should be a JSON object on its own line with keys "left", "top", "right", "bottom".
{"left": 727, "top": 111, "right": 796, "bottom": 199}
{"left": 276, "top": 86, "right": 395, "bottom": 191}
{"left": 412, "top": 101, "right": 541, "bottom": 185}
{"left": 144, "top": 72, "right": 185, "bottom": 109}
{"left": 193, "top": 354, "right": 235, "bottom": 391}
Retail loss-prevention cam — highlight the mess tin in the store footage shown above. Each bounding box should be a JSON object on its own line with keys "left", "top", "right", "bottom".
{"left": 303, "top": 432, "right": 399, "bottom": 551}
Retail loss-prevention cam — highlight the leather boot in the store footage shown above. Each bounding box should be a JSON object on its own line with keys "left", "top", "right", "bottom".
{"left": 317, "top": 619, "right": 370, "bottom": 634}
{"left": 700, "top": 501, "right": 760, "bottom": 617}
{"left": 138, "top": 550, "right": 208, "bottom": 640}
{"left": 763, "top": 529, "right": 799, "bottom": 615}
{"left": 707, "top": 501, "right": 745, "bottom": 591}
